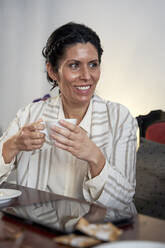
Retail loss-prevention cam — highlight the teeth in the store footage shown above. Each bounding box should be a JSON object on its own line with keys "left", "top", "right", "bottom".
{"left": 76, "top": 86, "right": 90, "bottom": 90}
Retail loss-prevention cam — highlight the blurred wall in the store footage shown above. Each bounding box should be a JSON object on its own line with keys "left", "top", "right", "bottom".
{"left": 0, "top": 0, "right": 165, "bottom": 130}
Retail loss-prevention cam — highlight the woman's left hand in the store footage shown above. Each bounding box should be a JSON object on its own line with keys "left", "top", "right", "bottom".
{"left": 50, "top": 120, "right": 105, "bottom": 177}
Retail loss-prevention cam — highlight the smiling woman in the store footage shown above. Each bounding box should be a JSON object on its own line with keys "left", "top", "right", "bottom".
{"left": 0, "top": 22, "right": 138, "bottom": 219}
{"left": 46, "top": 42, "right": 100, "bottom": 123}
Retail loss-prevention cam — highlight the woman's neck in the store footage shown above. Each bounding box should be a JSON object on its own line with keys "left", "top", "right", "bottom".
{"left": 61, "top": 99, "right": 89, "bottom": 125}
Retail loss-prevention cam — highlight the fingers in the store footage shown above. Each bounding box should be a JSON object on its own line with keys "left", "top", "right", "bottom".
{"left": 22, "top": 119, "right": 45, "bottom": 138}
{"left": 50, "top": 123, "right": 85, "bottom": 154}
{"left": 31, "top": 144, "right": 43, "bottom": 150}
{"left": 17, "top": 119, "right": 46, "bottom": 151}
{"left": 25, "top": 119, "right": 45, "bottom": 132}
{"left": 59, "top": 120, "right": 79, "bottom": 133}
{"left": 53, "top": 140, "right": 73, "bottom": 151}
{"left": 51, "top": 127, "right": 73, "bottom": 143}
{"left": 51, "top": 121, "right": 79, "bottom": 140}
{"left": 49, "top": 120, "right": 93, "bottom": 161}
{"left": 31, "top": 138, "right": 45, "bottom": 145}
{"left": 21, "top": 128, "right": 45, "bottom": 140}
{"left": 31, "top": 131, "right": 45, "bottom": 139}
{"left": 50, "top": 122, "right": 86, "bottom": 150}
{"left": 18, "top": 132, "right": 45, "bottom": 149}
{"left": 51, "top": 132, "right": 74, "bottom": 147}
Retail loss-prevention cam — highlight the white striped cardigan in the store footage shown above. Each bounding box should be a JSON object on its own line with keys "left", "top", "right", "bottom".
{"left": 0, "top": 93, "right": 138, "bottom": 218}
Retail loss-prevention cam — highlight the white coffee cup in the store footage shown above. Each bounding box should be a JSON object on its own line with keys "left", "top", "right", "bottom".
{"left": 42, "top": 119, "right": 77, "bottom": 143}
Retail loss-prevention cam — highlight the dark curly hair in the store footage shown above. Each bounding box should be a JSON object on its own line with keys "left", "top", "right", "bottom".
{"left": 42, "top": 22, "right": 103, "bottom": 89}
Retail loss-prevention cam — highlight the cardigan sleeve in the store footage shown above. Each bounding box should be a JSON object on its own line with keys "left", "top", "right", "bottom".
{"left": 0, "top": 104, "right": 34, "bottom": 184}
{"left": 0, "top": 99, "right": 52, "bottom": 185}
{"left": 83, "top": 103, "right": 138, "bottom": 215}
{"left": 0, "top": 116, "right": 20, "bottom": 184}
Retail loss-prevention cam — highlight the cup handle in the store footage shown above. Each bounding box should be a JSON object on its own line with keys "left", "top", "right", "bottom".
{"left": 40, "top": 121, "right": 48, "bottom": 136}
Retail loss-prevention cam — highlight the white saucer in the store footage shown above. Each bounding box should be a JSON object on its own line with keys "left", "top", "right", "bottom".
{"left": 94, "top": 240, "right": 165, "bottom": 248}
{"left": 0, "top": 189, "right": 22, "bottom": 204}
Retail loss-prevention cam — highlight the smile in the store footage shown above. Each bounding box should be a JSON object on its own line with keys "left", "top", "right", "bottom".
{"left": 75, "top": 85, "right": 91, "bottom": 90}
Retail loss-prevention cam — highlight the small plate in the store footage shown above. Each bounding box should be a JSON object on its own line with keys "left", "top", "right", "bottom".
{"left": 94, "top": 241, "right": 165, "bottom": 248}
{"left": 0, "top": 189, "right": 22, "bottom": 204}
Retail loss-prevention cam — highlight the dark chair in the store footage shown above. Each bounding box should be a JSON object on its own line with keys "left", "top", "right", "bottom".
{"left": 135, "top": 110, "right": 165, "bottom": 219}
{"left": 135, "top": 137, "right": 165, "bottom": 220}
{"left": 145, "top": 121, "right": 165, "bottom": 144}
{"left": 136, "top": 110, "right": 165, "bottom": 138}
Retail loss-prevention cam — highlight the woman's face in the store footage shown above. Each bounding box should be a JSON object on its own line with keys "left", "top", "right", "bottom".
{"left": 49, "top": 42, "right": 100, "bottom": 108}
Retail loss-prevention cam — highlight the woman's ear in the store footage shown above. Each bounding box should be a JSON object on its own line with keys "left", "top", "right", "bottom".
{"left": 46, "top": 63, "right": 58, "bottom": 81}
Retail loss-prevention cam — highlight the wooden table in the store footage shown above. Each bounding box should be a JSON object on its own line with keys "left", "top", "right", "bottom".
{"left": 0, "top": 182, "right": 165, "bottom": 247}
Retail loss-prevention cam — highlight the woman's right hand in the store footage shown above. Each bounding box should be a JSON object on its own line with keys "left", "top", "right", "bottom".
{"left": 2, "top": 120, "right": 45, "bottom": 163}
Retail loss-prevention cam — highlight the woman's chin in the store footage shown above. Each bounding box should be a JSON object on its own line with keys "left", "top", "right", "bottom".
{"left": 74, "top": 95, "right": 92, "bottom": 106}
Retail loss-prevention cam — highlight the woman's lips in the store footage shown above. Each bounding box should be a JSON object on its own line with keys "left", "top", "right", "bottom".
{"left": 75, "top": 85, "right": 91, "bottom": 90}
{"left": 74, "top": 85, "right": 92, "bottom": 94}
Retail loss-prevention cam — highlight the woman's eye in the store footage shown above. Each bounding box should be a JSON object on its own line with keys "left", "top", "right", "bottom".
{"left": 69, "top": 63, "right": 79, "bottom": 70}
{"left": 89, "top": 62, "right": 99, "bottom": 69}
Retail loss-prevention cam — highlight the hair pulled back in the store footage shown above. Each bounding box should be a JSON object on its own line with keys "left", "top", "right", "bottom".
{"left": 42, "top": 22, "right": 103, "bottom": 88}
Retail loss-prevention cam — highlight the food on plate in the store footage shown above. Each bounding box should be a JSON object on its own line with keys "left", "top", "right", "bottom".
{"left": 76, "top": 217, "right": 122, "bottom": 241}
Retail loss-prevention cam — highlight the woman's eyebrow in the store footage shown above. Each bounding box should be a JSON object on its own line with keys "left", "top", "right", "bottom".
{"left": 68, "top": 59, "right": 99, "bottom": 62}
{"left": 67, "top": 59, "right": 79, "bottom": 63}
{"left": 89, "top": 59, "right": 99, "bottom": 62}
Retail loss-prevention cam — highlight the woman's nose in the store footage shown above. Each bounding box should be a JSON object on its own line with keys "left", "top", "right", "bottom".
{"left": 80, "top": 66, "right": 91, "bottom": 81}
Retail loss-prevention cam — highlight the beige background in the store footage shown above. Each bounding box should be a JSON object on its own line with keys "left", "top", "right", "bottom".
{"left": 0, "top": 0, "right": 165, "bottom": 130}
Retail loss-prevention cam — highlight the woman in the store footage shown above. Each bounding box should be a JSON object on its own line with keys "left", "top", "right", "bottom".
{"left": 0, "top": 22, "right": 137, "bottom": 217}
